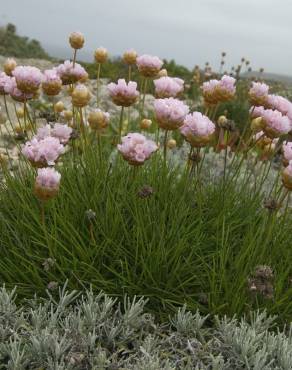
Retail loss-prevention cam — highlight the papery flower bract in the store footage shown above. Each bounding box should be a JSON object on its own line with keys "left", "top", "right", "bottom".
{"left": 22, "top": 136, "right": 64, "bottom": 167}
{"left": 3, "top": 58, "right": 17, "bottom": 76}
{"left": 123, "top": 49, "right": 138, "bottom": 65}
{"left": 107, "top": 79, "right": 139, "bottom": 107}
{"left": 71, "top": 84, "right": 91, "bottom": 107}
{"left": 154, "top": 76, "right": 184, "bottom": 98}
{"left": 42, "top": 69, "right": 62, "bottom": 96}
{"left": 0, "top": 72, "right": 10, "bottom": 95}
{"left": 34, "top": 167, "right": 61, "bottom": 201}
{"left": 69, "top": 31, "right": 84, "bottom": 49}
{"left": 248, "top": 82, "right": 269, "bottom": 106}
{"left": 136, "top": 54, "right": 163, "bottom": 77}
{"left": 4, "top": 77, "right": 34, "bottom": 102}
{"left": 88, "top": 109, "right": 110, "bottom": 130}
{"left": 55, "top": 61, "right": 88, "bottom": 85}
{"left": 154, "top": 97, "right": 189, "bottom": 130}
{"left": 117, "top": 133, "right": 158, "bottom": 165}
{"left": 94, "top": 47, "right": 108, "bottom": 63}
{"left": 12, "top": 66, "right": 43, "bottom": 94}
{"left": 180, "top": 112, "right": 215, "bottom": 147}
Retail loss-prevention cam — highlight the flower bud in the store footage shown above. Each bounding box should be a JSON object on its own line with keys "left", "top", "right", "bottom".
{"left": 94, "top": 47, "right": 108, "bottom": 64}
{"left": 140, "top": 118, "right": 152, "bottom": 130}
{"left": 69, "top": 31, "right": 85, "bottom": 49}
{"left": 157, "top": 69, "right": 168, "bottom": 77}
{"left": 54, "top": 101, "right": 65, "bottom": 113}
{"left": 88, "top": 109, "right": 110, "bottom": 130}
{"left": 123, "top": 49, "right": 137, "bottom": 65}
{"left": 251, "top": 117, "right": 263, "bottom": 131}
{"left": 71, "top": 85, "right": 91, "bottom": 107}
{"left": 4, "top": 58, "right": 17, "bottom": 76}
{"left": 217, "top": 115, "right": 228, "bottom": 127}
{"left": 167, "top": 139, "right": 177, "bottom": 149}
{"left": 62, "top": 110, "right": 73, "bottom": 121}
{"left": 16, "top": 107, "right": 24, "bottom": 119}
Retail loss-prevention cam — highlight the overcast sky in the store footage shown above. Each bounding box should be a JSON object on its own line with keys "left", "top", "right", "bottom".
{"left": 1, "top": 0, "right": 292, "bottom": 75}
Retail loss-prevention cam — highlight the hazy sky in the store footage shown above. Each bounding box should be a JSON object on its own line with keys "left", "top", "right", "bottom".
{"left": 1, "top": 0, "right": 292, "bottom": 75}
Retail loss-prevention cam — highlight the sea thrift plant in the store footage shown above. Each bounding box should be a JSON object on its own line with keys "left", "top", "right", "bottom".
{"left": 282, "top": 141, "right": 292, "bottom": 165}
{"left": 42, "top": 69, "right": 62, "bottom": 96}
{"left": 123, "top": 49, "right": 138, "bottom": 65}
{"left": 117, "top": 133, "right": 158, "bottom": 165}
{"left": 55, "top": 60, "right": 88, "bottom": 85}
{"left": 202, "top": 75, "right": 236, "bottom": 105}
{"left": 248, "top": 82, "right": 269, "bottom": 106}
{"left": 3, "top": 57, "right": 17, "bottom": 76}
{"left": 136, "top": 54, "right": 163, "bottom": 77}
{"left": 94, "top": 47, "right": 108, "bottom": 64}
{"left": 69, "top": 31, "right": 85, "bottom": 50}
{"left": 180, "top": 112, "right": 215, "bottom": 147}
{"left": 12, "top": 66, "right": 43, "bottom": 94}
{"left": 154, "top": 76, "right": 184, "bottom": 98}
{"left": 260, "top": 108, "right": 291, "bottom": 138}
{"left": 36, "top": 123, "right": 72, "bottom": 144}
{"left": 22, "top": 136, "right": 65, "bottom": 167}
{"left": 71, "top": 84, "right": 91, "bottom": 107}
{"left": 154, "top": 97, "right": 189, "bottom": 130}
{"left": 267, "top": 94, "right": 292, "bottom": 119}
{"left": 282, "top": 160, "right": 292, "bottom": 190}
{"left": 107, "top": 79, "right": 139, "bottom": 107}
{"left": 34, "top": 167, "right": 61, "bottom": 201}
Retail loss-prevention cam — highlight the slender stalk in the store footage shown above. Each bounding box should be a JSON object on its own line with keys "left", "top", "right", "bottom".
{"left": 163, "top": 130, "right": 168, "bottom": 164}
{"left": 79, "top": 107, "right": 86, "bottom": 144}
{"left": 96, "top": 63, "right": 101, "bottom": 104}
{"left": 118, "top": 106, "right": 125, "bottom": 142}
{"left": 40, "top": 201, "right": 45, "bottom": 226}
{"left": 72, "top": 49, "right": 77, "bottom": 68}
{"left": 3, "top": 94, "right": 14, "bottom": 134}
{"left": 128, "top": 65, "right": 132, "bottom": 82}
{"left": 97, "top": 131, "right": 102, "bottom": 162}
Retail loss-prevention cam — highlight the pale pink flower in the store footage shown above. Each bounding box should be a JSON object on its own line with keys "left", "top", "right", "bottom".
{"left": 154, "top": 76, "right": 184, "bottom": 98}
{"left": 55, "top": 60, "right": 88, "bottom": 85}
{"left": 180, "top": 112, "right": 215, "bottom": 147}
{"left": 42, "top": 69, "right": 62, "bottom": 95}
{"left": 154, "top": 97, "right": 189, "bottom": 130}
{"left": 267, "top": 95, "right": 292, "bottom": 120}
{"left": 261, "top": 108, "right": 291, "bottom": 138}
{"left": 51, "top": 123, "right": 72, "bottom": 144}
{"left": 36, "top": 125, "right": 52, "bottom": 140}
{"left": 202, "top": 75, "right": 235, "bottom": 104}
{"left": 136, "top": 54, "right": 163, "bottom": 77}
{"left": 219, "top": 75, "right": 236, "bottom": 94}
{"left": 22, "top": 136, "right": 64, "bottom": 167}
{"left": 4, "top": 77, "right": 34, "bottom": 102}
{"left": 249, "top": 82, "right": 269, "bottom": 104}
{"left": 0, "top": 72, "right": 10, "bottom": 95}
{"left": 282, "top": 141, "right": 292, "bottom": 162}
{"left": 250, "top": 106, "right": 266, "bottom": 118}
{"left": 12, "top": 66, "right": 43, "bottom": 93}
{"left": 35, "top": 167, "right": 61, "bottom": 190}
{"left": 107, "top": 79, "right": 139, "bottom": 106}
{"left": 117, "top": 133, "right": 158, "bottom": 165}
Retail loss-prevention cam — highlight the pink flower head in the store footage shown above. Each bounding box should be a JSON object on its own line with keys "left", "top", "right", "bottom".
{"left": 22, "top": 136, "right": 64, "bottom": 167}
{"left": 107, "top": 79, "right": 139, "bottom": 107}
{"left": 154, "top": 76, "right": 184, "bottom": 98}
{"left": 4, "top": 77, "right": 34, "bottom": 102}
{"left": 136, "top": 54, "right": 163, "bottom": 77}
{"left": 36, "top": 124, "right": 52, "bottom": 140}
{"left": 261, "top": 108, "right": 291, "bottom": 138}
{"left": 51, "top": 123, "right": 73, "bottom": 144}
{"left": 248, "top": 82, "right": 269, "bottom": 106}
{"left": 35, "top": 167, "right": 61, "bottom": 190}
{"left": 180, "top": 112, "right": 215, "bottom": 147}
{"left": 117, "top": 133, "right": 158, "bottom": 165}
{"left": 12, "top": 66, "right": 43, "bottom": 94}
{"left": 202, "top": 75, "right": 235, "bottom": 104}
{"left": 0, "top": 72, "right": 10, "bottom": 95}
{"left": 250, "top": 106, "right": 266, "bottom": 118}
{"left": 154, "top": 97, "right": 189, "bottom": 130}
{"left": 55, "top": 60, "right": 88, "bottom": 85}
{"left": 35, "top": 167, "right": 61, "bottom": 200}
{"left": 267, "top": 95, "right": 292, "bottom": 120}
{"left": 282, "top": 141, "right": 292, "bottom": 163}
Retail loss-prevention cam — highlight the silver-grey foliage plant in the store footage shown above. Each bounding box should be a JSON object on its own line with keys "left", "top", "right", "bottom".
{"left": 0, "top": 284, "right": 292, "bottom": 369}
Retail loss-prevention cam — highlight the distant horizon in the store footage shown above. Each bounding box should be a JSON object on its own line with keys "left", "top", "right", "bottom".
{"left": 1, "top": 0, "right": 292, "bottom": 77}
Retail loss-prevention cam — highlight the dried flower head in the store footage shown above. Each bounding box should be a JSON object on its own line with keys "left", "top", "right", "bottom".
{"left": 88, "top": 109, "right": 110, "bottom": 130}
{"left": 123, "top": 49, "right": 138, "bottom": 65}
{"left": 3, "top": 58, "right": 17, "bottom": 76}
{"left": 42, "top": 69, "right": 62, "bottom": 96}
{"left": 69, "top": 31, "right": 85, "bottom": 49}
{"left": 71, "top": 84, "right": 91, "bottom": 107}
{"left": 94, "top": 47, "right": 108, "bottom": 64}
{"left": 137, "top": 185, "right": 154, "bottom": 198}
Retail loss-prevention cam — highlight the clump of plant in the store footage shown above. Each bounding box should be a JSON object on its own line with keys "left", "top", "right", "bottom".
{"left": 1, "top": 32, "right": 292, "bottom": 321}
